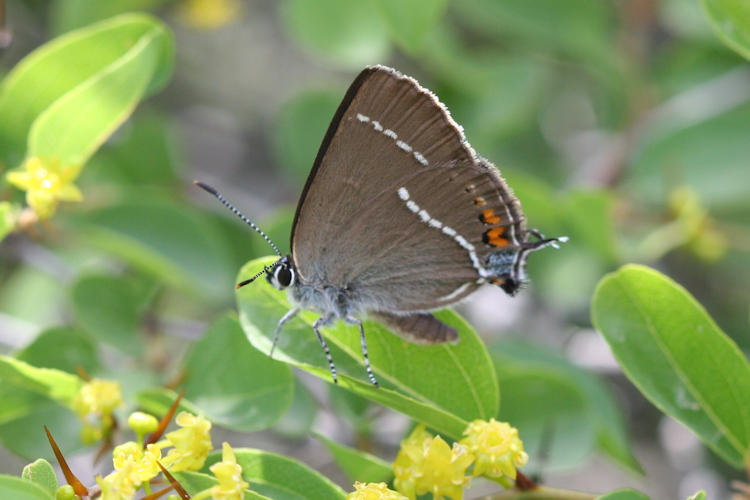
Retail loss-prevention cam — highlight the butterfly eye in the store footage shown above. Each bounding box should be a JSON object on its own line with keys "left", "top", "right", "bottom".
{"left": 273, "top": 265, "right": 294, "bottom": 289}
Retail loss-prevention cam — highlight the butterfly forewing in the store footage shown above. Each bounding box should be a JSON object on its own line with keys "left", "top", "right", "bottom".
{"left": 292, "top": 66, "right": 526, "bottom": 314}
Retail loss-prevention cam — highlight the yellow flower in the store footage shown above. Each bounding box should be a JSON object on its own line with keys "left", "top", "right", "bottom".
{"left": 96, "top": 457, "right": 140, "bottom": 500}
{"left": 5, "top": 156, "right": 82, "bottom": 219}
{"left": 177, "top": 0, "right": 241, "bottom": 29}
{"left": 161, "top": 412, "right": 213, "bottom": 471}
{"left": 71, "top": 378, "right": 123, "bottom": 444}
{"left": 459, "top": 418, "right": 528, "bottom": 480}
{"left": 393, "top": 425, "right": 473, "bottom": 500}
{"left": 347, "top": 482, "right": 408, "bottom": 500}
{"left": 112, "top": 441, "right": 162, "bottom": 483}
{"left": 208, "top": 442, "right": 249, "bottom": 500}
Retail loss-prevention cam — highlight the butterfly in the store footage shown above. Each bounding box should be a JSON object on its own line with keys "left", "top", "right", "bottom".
{"left": 196, "top": 65, "right": 566, "bottom": 386}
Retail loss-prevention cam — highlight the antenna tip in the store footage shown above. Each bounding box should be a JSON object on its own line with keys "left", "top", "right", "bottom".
{"left": 194, "top": 180, "right": 217, "bottom": 195}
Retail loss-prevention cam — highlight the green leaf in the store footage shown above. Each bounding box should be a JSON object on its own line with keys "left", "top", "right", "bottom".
{"left": 0, "top": 399, "right": 82, "bottom": 461}
{"left": 272, "top": 376, "right": 317, "bottom": 439}
{"left": 81, "top": 110, "right": 179, "bottom": 187}
{"left": 28, "top": 15, "right": 173, "bottom": 167}
{"left": 627, "top": 101, "right": 750, "bottom": 211}
{"left": 136, "top": 387, "right": 203, "bottom": 418}
{"left": 0, "top": 356, "right": 82, "bottom": 404}
{"left": 182, "top": 314, "right": 294, "bottom": 431}
{"left": 373, "top": 0, "right": 448, "bottom": 55}
{"left": 493, "top": 348, "right": 595, "bottom": 472}
{"left": 597, "top": 489, "right": 652, "bottom": 500}
{"left": 0, "top": 202, "right": 15, "bottom": 242}
{"left": 0, "top": 475, "right": 53, "bottom": 500}
{"left": 21, "top": 459, "right": 57, "bottom": 497}
{"left": 490, "top": 341, "right": 641, "bottom": 473}
{"left": 273, "top": 90, "right": 340, "bottom": 184}
{"left": 16, "top": 327, "right": 99, "bottom": 375}
{"left": 173, "top": 471, "right": 270, "bottom": 500}
{"left": 50, "top": 0, "right": 174, "bottom": 34}
{"left": 315, "top": 432, "right": 393, "bottom": 484}
{"left": 0, "top": 13, "right": 173, "bottom": 167}
{"left": 71, "top": 274, "right": 144, "bottom": 356}
{"left": 236, "top": 257, "right": 498, "bottom": 439}
{"left": 591, "top": 264, "right": 750, "bottom": 467}
{"left": 71, "top": 195, "right": 236, "bottom": 300}
{"left": 204, "top": 448, "right": 346, "bottom": 500}
{"left": 702, "top": 0, "right": 750, "bottom": 60}
{"left": 687, "top": 491, "right": 707, "bottom": 500}
{"left": 280, "top": 0, "right": 390, "bottom": 68}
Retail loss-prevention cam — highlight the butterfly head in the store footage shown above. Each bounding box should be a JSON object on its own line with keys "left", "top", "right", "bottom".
{"left": 266, "top": 256, "right": 296, "bottom": 290}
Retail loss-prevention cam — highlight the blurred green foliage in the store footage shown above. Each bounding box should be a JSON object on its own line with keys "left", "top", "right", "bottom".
{"left": 0, "top": 1, "right": 749, "bottom": 499}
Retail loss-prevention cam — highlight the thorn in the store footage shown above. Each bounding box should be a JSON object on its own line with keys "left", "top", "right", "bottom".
{"left": 156, "top": 461, "right": 191, "bottom": 499}
{"left": 145, "top": 389, "right": 185, "bottom": 446}
{"left": 44, "top": 426, "right": 89, "bottom": 497}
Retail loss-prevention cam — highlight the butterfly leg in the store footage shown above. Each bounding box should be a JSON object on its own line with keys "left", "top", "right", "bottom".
{"left": 346, "top": 316, "right": 379, "bottom": 387}
{"left": 312, "top": 315, "right": 338, "bottom": 384}
{"left": 270, "top": 306, "right": 301, "bottom": 359}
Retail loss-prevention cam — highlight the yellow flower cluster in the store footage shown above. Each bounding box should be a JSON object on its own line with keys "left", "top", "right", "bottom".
{"left": 347, "top": 481, "right": 408, "bottom": 500}
{"left": 392, "top": 419, "right": 527, "bottom": 500}
{"left": 459, "top": 418, "right": 528, "bottom": 480}
{"left": 207, "top": 442, "right": 250, "bottom": 500}
{"left": 159, "top": 411, "right": 214, "bottom": 471}
{"left": 70, "top": 379, "right": 123, "bottom": 444}
{"left": 394, "top": 425, "right": 473, "bottom": 500}
{"left": 5, "top": 156, "right": 82, "bottom": 219}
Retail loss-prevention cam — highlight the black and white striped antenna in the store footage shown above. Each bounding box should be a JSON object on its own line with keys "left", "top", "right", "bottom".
{"left": 194, "top": 181, "right": 282, "bottom": 257}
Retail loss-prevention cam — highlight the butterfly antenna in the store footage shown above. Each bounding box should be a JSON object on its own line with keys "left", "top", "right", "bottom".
{"left": 236, "top": 265, "right": 272, "bottom": 289}
{"left": 194, "top": 181, "right": 282, "bottom": 257}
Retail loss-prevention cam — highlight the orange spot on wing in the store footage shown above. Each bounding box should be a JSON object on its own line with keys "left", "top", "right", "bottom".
{"left": 483, "top": 227, "right": 508, "bottom": 247}
{"left": 474, "top": 197, "right": 486, "bottom": 206}
{"left": 480, "top": 208, "right": 501, "bottom": 225}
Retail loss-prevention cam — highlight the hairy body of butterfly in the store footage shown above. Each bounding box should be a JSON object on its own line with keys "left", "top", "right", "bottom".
{"left": 197, "top": 65, "right": 565, "bottom": 387}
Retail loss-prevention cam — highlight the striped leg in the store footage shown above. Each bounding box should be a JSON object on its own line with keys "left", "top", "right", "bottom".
{"left": 347, "top": 316, "right": 379, "bottom": 387}
{"left": 312, "top": 315, "right": 338, "bottom": 384}
{"left": 270, "top": 306, "right": 300, "bottom": 359}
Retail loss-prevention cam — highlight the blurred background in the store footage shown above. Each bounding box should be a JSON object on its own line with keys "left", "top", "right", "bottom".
{"left": 1, "top": 0, "right": 749, "bottom": 498}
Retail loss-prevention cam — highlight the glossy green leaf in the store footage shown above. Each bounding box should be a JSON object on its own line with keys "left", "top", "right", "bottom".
{"left": 182, "top": 314, "right": 294, "bottom": 431}
{"left": 373, "top": 0, "right": 448, "bottom": 55}
{"left": 273, "top": 90, "right": 339, "bottom": 184}
{"left": 280, "top": 0, "right": 390, "bottom": 68}
{"left": 173, "top": 471, "right": 270, "bottom": 500}
{"left": 28, "top": 16, "right": 173, "bottom": 166}
{"left": 0, "top": 356, "right": 82, "bottom": 404}
{"left": 21, "top": 459, "right": 57, "bottom": 497}
{"left": 204, "top": 448, "right": 346, "bottom": 500}
{"left": 136, "top": 388, "right": 203, "bottom": 418}
{"left": 702, "top": 0, "right": 750, "bottom": 60}
{"left": 592, "top": 264, "right": 750, "bottom": 467}
{"left": 597, "top": 489, "right": 652, "bottom": 500}
{"left": 687, "top": 491, "right": 707, "bottom": 500}
{"left": 236, "top": 257, "right": 498, "bottom": 439}
{"left": 0, "top": 475, "right": 53, "bottom": 500}
{"left": 491, "top": 341, "right": 640, "bottom": 473}
{"left": 71, "top": 274, "right": 144, "bottom": 356}
{"left": 0, "top": 202, "right": 14, "bottom": 242}
{"left": 315, "top": 432, "right": 393, "bottom": 484}
{"left": 0, "top": 13, "right": 173, "bottom": 167}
